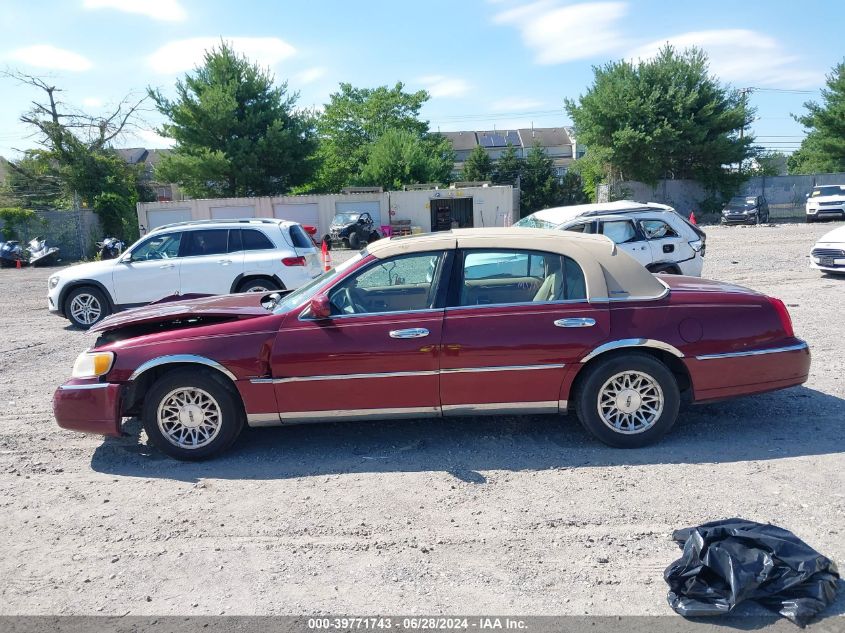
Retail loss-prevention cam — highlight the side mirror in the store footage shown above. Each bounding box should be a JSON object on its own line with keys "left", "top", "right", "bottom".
{"left": 119, "top": 253, "right": 132, "bottom": 263}
{"left": 309, "top": 294, "right": 331, "bottom": 319}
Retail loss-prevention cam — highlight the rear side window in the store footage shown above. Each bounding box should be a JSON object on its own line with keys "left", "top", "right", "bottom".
{"left": 242, "top": 229, "right": 275, "bottom": 250}
{"left": 639, "top": 219, "right": 679, "bottom": 240}
{"left": 183, "top": 230, "right": 229, "bottom": 257}
{"left": 600, "top": 220, "right": 638, "bottom": 244}
{"left": 288, "top": 225, "right": 313, "bottom": 249}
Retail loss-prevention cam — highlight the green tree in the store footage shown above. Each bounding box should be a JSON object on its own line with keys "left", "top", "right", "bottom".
{"left": 749, "top": 150, "right": 787, "bottom": 176}
{"left": 359, "top": 129, "right": 453, "bottom": 190}
{"left": 462, "top": 144, "right": 494, "bottom": 181}
{"left": 2, "top": 71, "right": 148, "bottom": 238}
{"left": 310, "top": 82, "right": 432, "bottom": 191}
{"left": 493, "top": 143, "right": 522, "bottom": 185}
{"left": 565, "top": 45, "right": 754, "bottom": 192}
{"left": 520, "top": 145, "right": 561, "bottom": 216}
{"left": 149, "top": 41, "right": 317, "bottom": 198}
{"left": 789, "top": 60, "right": 845, "bottom": 174}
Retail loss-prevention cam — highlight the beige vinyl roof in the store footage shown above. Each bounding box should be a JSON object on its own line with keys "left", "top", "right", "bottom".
{"left": 366, "top": 228, "right": 667, "bottom": 303}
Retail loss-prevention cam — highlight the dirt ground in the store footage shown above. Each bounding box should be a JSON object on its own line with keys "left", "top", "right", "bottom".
{"left": 1, "top": 221, "right": 844, "bottom": 619}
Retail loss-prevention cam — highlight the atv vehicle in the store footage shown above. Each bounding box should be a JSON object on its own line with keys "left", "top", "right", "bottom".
{"left": 323, "top": 212, "right": 380, "bottom": 250}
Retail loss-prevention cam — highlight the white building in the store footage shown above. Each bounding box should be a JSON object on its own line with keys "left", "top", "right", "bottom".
{"left": 137, "top": 185, "right": 518, "bottom": 237}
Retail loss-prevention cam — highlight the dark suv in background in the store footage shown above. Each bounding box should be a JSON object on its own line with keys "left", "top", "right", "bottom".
{"left": 721, "top": 195, "right": 769, "bottom": 225}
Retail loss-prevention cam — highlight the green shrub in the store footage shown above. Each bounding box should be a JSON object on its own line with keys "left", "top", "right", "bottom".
{"left": 0, "top": 207, "right": 37, "bottom": 240}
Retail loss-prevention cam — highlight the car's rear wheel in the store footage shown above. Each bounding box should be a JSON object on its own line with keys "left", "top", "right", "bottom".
{"left": 237, "top": 278, "right": 280, "bottom": 293}
{"left": 65, "top": 286, "right": 111, "bottom": 329}
{"left": 806, "top": 216, "right": 814, "bottom": 224}
{"left": 142, "top": 369, "right": 244, "bottom": 460}
{"left": 574, "top": 353, "right": 680, "bottom": 448}
{"left": 368, "top": 231, "right": 381, "bottom": 242}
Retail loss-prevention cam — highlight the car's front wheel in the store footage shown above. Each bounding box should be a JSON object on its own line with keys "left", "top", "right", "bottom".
{"left": 574, "top": 352, "right": 680, "bottom": 448}
{"left": 65, "top": 286, "right": 111, "bottom": 329}
{"left": 142, "top": 369, "right": 244, "bottom": 460}
{"left": 349, "top": 232, "right": 361, "bottom": 249}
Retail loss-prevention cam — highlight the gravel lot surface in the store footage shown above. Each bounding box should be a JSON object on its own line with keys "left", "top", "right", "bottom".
{"left": 1, "top": 222, "right": 844, "bottom": 619}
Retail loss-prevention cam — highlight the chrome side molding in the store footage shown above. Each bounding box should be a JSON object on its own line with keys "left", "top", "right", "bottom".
{"left": 695, "top": 340, "right": 808, "bottom": 360}
{"left": 58, "top": 383, "right": 111, "bottom": 391}
{"left": 442, "top": 401, "right": 559, "bottom": 416}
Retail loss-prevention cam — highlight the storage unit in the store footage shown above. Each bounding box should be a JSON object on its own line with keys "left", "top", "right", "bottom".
{"left": 273, "top": 202, "right": 319, "bottom": 229}
{"left": 210, "top": 205, "right": 256, "bottom": 219}
{"left": 146, "top": 207, "right": 192, "bottom": 229}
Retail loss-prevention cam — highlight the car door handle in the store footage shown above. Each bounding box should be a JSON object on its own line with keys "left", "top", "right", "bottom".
{"left": 554, "top": 318, "right": 596, "bottom": 328}
{"left": 159, "top": 263, "right": 176, "bottom": 269}
{"left": 218, "top": 259, "right": 232, "bottom": 265}
{"left": 389, "top": 328, "right": 430, "bottom": 339}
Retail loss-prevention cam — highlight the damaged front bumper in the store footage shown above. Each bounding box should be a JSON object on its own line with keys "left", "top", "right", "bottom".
{"left": 53, "top": 381, "right": 123, "bottom": 436}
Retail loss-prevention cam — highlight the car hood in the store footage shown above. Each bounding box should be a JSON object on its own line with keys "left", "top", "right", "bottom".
{"left": 56, "top": 258, "right": 116, "bottom": 279}
{"left": 816, "top": 225, "right": 845, "bottom": 245}
{"left": 90, "top": 293, "right": 272, "bottom": 333}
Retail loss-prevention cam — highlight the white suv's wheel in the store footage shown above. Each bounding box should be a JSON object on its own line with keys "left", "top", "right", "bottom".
{"left": 237, "top": 278, "right": 280, "bottom": 293}
{"left": 65, "top": 286, "right": 111, "bottom": 329}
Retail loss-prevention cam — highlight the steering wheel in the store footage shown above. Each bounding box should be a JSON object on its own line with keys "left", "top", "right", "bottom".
{"left": 332, "top": 288, "right": 367, "bottom": 314}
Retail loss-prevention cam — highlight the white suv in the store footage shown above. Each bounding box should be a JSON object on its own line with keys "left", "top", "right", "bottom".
{"left": 805, "top": 184, "right": 845, "bottom": 222}
{"left": 514, "top": 201, "right": 706, "bottom": 276}
{"left": 48, "top": 219, "right": 323, "bottom": 329}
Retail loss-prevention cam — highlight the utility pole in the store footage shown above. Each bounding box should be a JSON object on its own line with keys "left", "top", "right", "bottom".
{"left": 739, "top": 87, "right": 752, "bottom": 140}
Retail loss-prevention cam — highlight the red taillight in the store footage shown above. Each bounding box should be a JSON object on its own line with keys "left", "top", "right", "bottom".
{"left": 769, "top": 297, "right": 794, "bottom": 337}
{"left": 282, "top": 256, "right": 306, "bottom": 266}
{"left": 302, "top": 225, "right": 317, "bottom": 236}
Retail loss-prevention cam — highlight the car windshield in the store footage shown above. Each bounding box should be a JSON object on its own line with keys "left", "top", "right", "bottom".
{"left": 513, "top": 215, "right": 557, "bottom": 229}
{"left": 727, "top": 196, "right": 757, "bottom": 208}
{"left": 811, "top": 186, "right": 845, "bottom": 197}
{"left": 274, "top": 253, "right": 364, "bottom": 313}
{"left": 332, "top": 213, "right": 360, "bottom": 224}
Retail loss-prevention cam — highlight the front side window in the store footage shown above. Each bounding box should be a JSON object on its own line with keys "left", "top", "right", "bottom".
{"left": 129, "top": 232, "right": 182, "bottom": 260}
{"left": 183, "top": 230, "right": 229, "bottom": 257}
{"left": 328, "top": 251, "right": 444, "bottom": 315}
{"left": 639, "top": 219, "right": 678, "bottom": 240}
{"left": 600, "top": 220, "right": 638, "bottom": 244}
{"left": 460, "top": 249, "right": 586, "bottom": 306}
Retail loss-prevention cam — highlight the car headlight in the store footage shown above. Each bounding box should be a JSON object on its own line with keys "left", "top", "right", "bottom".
{"left": 49, "top": 276, "right": 59, "bottom": 289}
{"left": 71, "top": 351, "right": 115, "bottom": 378}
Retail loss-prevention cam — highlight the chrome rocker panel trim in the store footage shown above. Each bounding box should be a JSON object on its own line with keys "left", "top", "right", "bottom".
{"left": 580, "top": 339, "right": 684, "bottom": 363}
{"left": 247, "top": 401, "right": 569, "bottom": 427}
{"left": 129, "top": 354, "right": 239, "bottom": 382}
{"left": 695, "top": 340, "right": 808, "bottom": 361}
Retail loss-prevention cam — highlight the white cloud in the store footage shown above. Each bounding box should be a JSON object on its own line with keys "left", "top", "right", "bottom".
{"left": 136, "top": 128, "right": 176, "bottom": 148}
{"left": 628, "top": 30, "right": 823, "bottom": 88}
{"left": 7, "top": 44, "right": 92, "bottom": 71}
{"left": 295, "top": 66, "right": 327, "bottom": 84}
{"left": 82, "top": 97, "right": 103, "bottom": 108}
{"left": 418, "top": 75, "right": 470, "bottom": 98}
{"left": 493, "top": 1, "right": 628, "bottom": 64}
{"left": 491, "top": 97, "right": 545, "bottom": 111}
{"left": 83, "top": 0, "right": 187, "bottom": 22}
{"left": 148, "top": 37, "right": 296, "bottom": 74}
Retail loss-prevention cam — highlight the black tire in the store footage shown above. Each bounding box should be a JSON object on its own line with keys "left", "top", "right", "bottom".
{"left": 64, "top": 285, "right": 111, "bottom": 329}
{"left": 237, "top": 277, "right": 280, "bottom": 293}
{"left": 322, "top": 235, "right": 332, "bottom": 250}
{"left": 806, "top": 216, "right": 814, "bottom": 224}
{"left": 649, "top": 264, "right": 680, "bottom": 275}
{"left": 142, "top": 369, "right": 244, "bottom": 461}
{"left": 349, "top": 232, "right": 361, "bottom": 249}
{"left": 368, "top": 231, "right": 381, "bottom": 243}
{"left": 574, "top": 352, "right": 680, "bottom": 448}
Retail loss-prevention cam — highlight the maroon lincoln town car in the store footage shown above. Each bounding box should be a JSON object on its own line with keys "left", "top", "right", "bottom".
{"left": 53, "top": 228, "right": 810, "bottom": 460}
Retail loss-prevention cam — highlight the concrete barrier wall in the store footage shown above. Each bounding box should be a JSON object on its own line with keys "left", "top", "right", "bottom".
{"left": 0, "top": 209, "right": 101, "bottom": 261}
{"left": 612, "top": 173, "right": 845, "bottom": 220}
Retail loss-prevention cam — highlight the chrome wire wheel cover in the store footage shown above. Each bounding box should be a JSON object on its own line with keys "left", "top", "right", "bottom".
{"left": 596, "top": 370, "right": 664, "bottom": 435}
{"left": 156, "top": 387, "right": 222, "bottom": 449}
{"left": 244, "top": 284, "right": 269, "bottom": 293}
{"left": 69, "top": 293, "right": 102, "bottom": 325}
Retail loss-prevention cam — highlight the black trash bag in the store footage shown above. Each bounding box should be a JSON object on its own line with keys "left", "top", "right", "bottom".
{"left": 664, "top": 518, "right": 839, "bottom": 626}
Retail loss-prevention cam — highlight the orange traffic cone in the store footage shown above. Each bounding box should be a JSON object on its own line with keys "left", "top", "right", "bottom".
{"left": 321, "top": 240, "right": 333, "bottom": 271}
{"left": 15, "top": 259, "right": 21, "bottom": 269}
{"left": 688, "top": 211, "right": 697, "bottom": 225}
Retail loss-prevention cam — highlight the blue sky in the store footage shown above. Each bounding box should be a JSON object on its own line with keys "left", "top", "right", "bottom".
{"left": 0, "top": 0, "right": 841, "bottom": 160}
